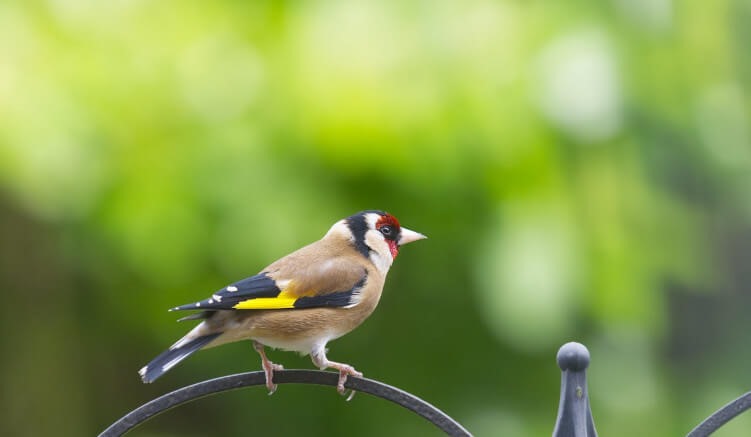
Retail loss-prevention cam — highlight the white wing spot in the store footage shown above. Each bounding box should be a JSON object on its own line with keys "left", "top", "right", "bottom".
{"left": 212, "top": 294, "right": 222, "bottom": 302}
{"left": 343, "top": 286, "right": 364, "bottom": 309}
{"left": 208, "top": 298, "right": 214, "bottom": 304}
{"left": 195, "top": 302, "right": 201, "bottom": 307}
{"left": 227, "top": 286, "right": 238, "bottom": 292}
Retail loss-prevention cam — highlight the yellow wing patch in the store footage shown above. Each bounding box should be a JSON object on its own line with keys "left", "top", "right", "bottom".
{"left": 232, "top": 289, "right": 298, "bottom": 310}
{"left": 233, "top": 297, "right": 296, "bottom": 309}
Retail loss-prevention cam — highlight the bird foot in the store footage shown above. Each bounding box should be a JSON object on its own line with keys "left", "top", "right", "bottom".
{"left": 253, "top": 341, "right": 284, "bottom": 395}
{"left": 263, "top": 362, "right": 284, "bottom": 395}
{"left": 335, "top": 365, "right": 362, "bottom": 401}
{"left": 310, "top": 347, "right": 362, "bottom": 401}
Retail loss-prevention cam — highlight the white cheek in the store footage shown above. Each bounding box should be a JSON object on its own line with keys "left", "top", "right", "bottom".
{"left": 365, "top": 231, "right": 393, "bottom": 274}
{"left": 371, "top": 253, "right": 392, "bottom": 274}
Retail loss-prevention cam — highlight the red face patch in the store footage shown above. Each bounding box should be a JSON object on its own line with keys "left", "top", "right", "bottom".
{"left": 376, "top": 213, "right": 401, "bottom": 230}
{"left": 376, "top": 213, "right": 401, "bottom": 259}
{"left": 387, "top": 240, "right": 399, "bottom": 258}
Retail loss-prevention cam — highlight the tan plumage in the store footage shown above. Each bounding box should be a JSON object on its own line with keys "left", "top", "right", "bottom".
{"left": 139, "top": 210, "right": 426, "bottom": 398}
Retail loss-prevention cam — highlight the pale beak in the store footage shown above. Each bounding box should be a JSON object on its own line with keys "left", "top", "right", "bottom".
{"left": 398, "top": 227, "right": 428, "bottom": 246}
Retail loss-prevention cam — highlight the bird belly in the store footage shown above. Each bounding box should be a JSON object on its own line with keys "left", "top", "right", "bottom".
{"left": 242, "top": 306, "right": 373, "bottom": 354}
{"left": 251, "top": 334, "right": 333, "bottom": 355}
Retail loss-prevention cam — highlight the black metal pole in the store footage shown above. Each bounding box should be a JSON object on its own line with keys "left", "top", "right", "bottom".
{"left": 99, "top": 370, "right": 472, "bottom": 437}
{"left": 552, "top": 342, "right": 597, "bottom": 437}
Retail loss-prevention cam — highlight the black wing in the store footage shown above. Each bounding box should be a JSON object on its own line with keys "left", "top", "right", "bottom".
{"left": 170, "top": 272, "right": 281, "bottom": 311}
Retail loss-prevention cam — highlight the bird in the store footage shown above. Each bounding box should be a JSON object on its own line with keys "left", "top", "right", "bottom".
{"left": 138, "top": 210, "right": 426, "bottom": 399}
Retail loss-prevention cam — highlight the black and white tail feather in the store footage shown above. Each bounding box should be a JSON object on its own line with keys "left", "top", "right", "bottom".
{"left": 139, "top": 332, "right": 221, "bottom": 383}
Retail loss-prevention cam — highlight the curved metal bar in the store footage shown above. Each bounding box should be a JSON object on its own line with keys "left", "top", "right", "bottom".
{"left": 686, "top": 391, "right": 751, "bottom": 437}
{"left": 99, "top": 370, "right": 472, "bottom": 437}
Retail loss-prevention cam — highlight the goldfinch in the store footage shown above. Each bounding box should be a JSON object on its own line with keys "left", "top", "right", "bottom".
{"left": 139, "top": 210, "right": 426, "bottom": 398}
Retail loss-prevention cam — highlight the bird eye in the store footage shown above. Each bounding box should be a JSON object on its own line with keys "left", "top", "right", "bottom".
{"left": 379, "top": 225, "right": 393, "bottom": 237}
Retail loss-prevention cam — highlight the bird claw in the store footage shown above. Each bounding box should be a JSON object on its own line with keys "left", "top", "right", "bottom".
{"left": 310, "top": 349, "right": 362, "bottom": 401}
{"left": 254, "top": 341, "right": 285, "bottom": 395}
{"left": 336, "top": 365, "right": 362, "bottom": 401}
{"left": 264, "top": 363, "right": 284, "bottom": 395}
{"left": 343, "top": 388, "right": 356, "bottom": 402}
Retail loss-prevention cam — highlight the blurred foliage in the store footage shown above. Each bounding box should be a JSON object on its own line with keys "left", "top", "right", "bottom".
{"left": 1, "top": 0, "right": 750, "bottom": 436}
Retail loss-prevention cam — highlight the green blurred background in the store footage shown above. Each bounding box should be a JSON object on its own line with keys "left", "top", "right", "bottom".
{"left": 1, "top": 0, "right": 750, "bottom": 436}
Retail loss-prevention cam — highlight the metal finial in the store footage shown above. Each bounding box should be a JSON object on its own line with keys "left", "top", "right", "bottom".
{"left": 557, "top": 342, "right": 590, "bottom": 372}
{"left": 553, "top": 342, "right": 597, "bottom": 437}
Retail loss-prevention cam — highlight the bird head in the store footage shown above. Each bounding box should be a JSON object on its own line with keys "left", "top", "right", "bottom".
{"left": 327, "top": 210, "right": 427, "bottom": 273}
{"left": 351, "top": 210, "right": 427, "bottom": 273}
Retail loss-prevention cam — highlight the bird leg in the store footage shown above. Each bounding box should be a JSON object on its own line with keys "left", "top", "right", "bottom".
{"left": 311, "top": 347, "right": 362, "bottom": 401}
{"left": 252, "top": 340, "right": 283, "bottom": 395}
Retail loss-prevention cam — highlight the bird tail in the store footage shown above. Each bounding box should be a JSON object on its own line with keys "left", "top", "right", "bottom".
{"left": 139, "top": 332, "right": 221, "bottom": 383}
